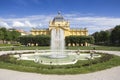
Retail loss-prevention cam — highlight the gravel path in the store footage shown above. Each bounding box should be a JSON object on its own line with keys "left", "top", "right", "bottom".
{"left": 0, "top": 50, "right": 120, "bottom": 80}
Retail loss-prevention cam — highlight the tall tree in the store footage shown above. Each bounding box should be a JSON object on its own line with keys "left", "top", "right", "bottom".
{"left": 11, "top": 30, "right": 21, "bottom": 41}
{"left": 0, "top": 27, "right": 7, "bottom": 43}
{"left": 92, "top": 30, "right": 110, "bottom": 44}
{"left": 0, "top": 27, "right": 21, "bottom": 44}
{"left": 110, "top": 25, "right": 120, "bottom": 45}
{"left": 5, "top": 31, "right": 12, "bottom": 41}
{"left": 99, "top": 31, "right": 110, "bottom": 43}
{"left": 92, "top": 32, "right": 100, "bottom": 43}
{"left": 0, "top": 30, "right": 4, "bottom": 41}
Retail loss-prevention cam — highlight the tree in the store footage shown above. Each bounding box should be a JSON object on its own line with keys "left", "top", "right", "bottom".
{"left": 110, "top": 25, "right": 120, "bottom": 45}
{"left": 92, "top": 30, "right": 110, "bottom": 45}
{"left": 0, "top": 30, "right": 4, "bottom": 41}
{"left": 5, "top": 31, "right": 12, "bottom": 41}
{"left": 0, "top": 27, "right": 7, "bottom": 43}
{"left": 92, "top": 32, "right": 100, "bottom": 43}
{"left": 65, "top": 36, "right": 94, "bottom": 46}
{"left": 0, "top": 27, "right": 21, "bottom": 44}
{"left": 18, "top": 35, "right": 50, "bottom": 46}
{"left": 11, "top": 30, "right": 21, "bottom": 42}
{"left": 99, "top": 31, "right": 110, "bottom": 43}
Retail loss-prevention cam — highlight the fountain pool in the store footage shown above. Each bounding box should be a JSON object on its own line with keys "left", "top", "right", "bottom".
{"left": 13, "top": 50, "right": 101, "bottom": 65}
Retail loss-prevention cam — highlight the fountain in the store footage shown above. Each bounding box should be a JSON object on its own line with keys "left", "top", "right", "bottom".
{"left": 50, "top": 28, "right": 66, "bottom": 58}
{"left": 13, "top": 28, "right": 101, "bottom": 65}
{"left": 12, "top": 13, "right": 101, "bottom": 65}
{"left": 12, "top": 27, "right": 101, "bottom": 65}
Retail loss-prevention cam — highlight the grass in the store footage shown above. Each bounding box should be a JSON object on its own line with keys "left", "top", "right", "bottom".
{"left": 67, "top": 46, "right": 120, "bottom": 51}
{"left": 0, "top": 44, "right": 13, "bottom": 46}
{"left": 0, "top": 53, "right": 120, "bottom": 74}
{"left": 0, "top": 46, "right": 50, "bottom": 51}
{"left": 0, "top": 43, "right": 21, "bottom": 47}
{"left": 0, "top": 45, "right": 120, "bottom": 51}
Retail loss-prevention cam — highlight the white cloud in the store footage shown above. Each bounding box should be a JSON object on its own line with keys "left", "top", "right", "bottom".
{"left": 67, "top": 16, "right": 120, "bottom": 34}
{"left": 24, "top": 21, "right": 35, "bottom": 27}
{"left": 25, "top": 21, "right": 32, "bottom": 27}
{"left": 1, "top": 13, "right": 120, "bottom": 34}
{"left": 0, "top": 21, "right": 11, "bottom": 28}
{"left": 12, "top": 21, "right": 37, "bottom": 28}
{"left": 68, "top": 17, "right": 120, "bottom": 26}
{"left": 12, "top": 21, "right": 24, "bottom": 27}
{"left": 38, "top": 23, "right": 42, "bottom": 27}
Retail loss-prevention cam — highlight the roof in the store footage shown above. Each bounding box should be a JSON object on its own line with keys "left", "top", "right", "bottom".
{"left": 53, "top": 12, "right": 65, "bottom": 22}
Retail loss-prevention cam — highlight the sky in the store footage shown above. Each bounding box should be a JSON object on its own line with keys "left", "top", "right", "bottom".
{"left": 0, "top": 0, "right": 120, "bottom": 34}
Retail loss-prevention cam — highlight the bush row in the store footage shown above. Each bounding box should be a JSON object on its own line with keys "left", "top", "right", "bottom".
{"left": 18, "top": 35, "right": 94, "bottom": 46}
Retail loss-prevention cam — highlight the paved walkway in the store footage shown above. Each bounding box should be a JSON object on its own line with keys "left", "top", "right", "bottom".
{"left": 0, "top": 50, "right": 120, "bottom": 80}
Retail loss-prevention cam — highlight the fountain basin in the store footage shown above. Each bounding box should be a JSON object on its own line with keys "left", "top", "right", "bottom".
{"left": 13, "top": 50, "right": 101, "bottom": 65}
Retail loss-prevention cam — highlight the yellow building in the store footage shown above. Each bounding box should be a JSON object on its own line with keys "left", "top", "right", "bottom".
{"left": 31, "top": 12, "right": 88, "bottom": 37}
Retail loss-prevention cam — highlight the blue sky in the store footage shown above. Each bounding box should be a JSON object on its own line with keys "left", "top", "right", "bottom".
{"left": 0, "top": 0, "right": 120, "bottom": 34}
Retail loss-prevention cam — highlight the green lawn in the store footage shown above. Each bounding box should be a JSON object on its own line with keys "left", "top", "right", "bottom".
{"left": 0, "top": 46, "right": 49, "bottom": 51}
{"left": 67, "top": 46, "right": 120, "bottom": 51}
{"left": 0, "top": 45, "right": 120, "bottom": 51}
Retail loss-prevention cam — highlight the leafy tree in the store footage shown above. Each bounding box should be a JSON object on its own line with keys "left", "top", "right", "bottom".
{"left": 99, "top": 31, "right": 110, "bottom": 43}
{"left": 11, "top": 30, "right": 21, "bottom": 41}
{"left": 0, "top": 27, "right": 21, "bottom": 44}
{"left": 0, "top": 30, "right": 4, "bottom": 41}
{"left": 65, "top": 36, "right": 94, "bottom": 46}
{"left": 92, "top": 30, "right": 110, "bottom": 45}
{"left": 92, "top": 32, "right": 100, "bottom": 43}
{"left": 110, "top": 25, "right": 120, "bottom": 45}
{"left": 5, "top": 31, "right": 12, "bottom": 41}
{"left": 18, "top": 35, "right": 93, "bottom": 46}
{"left": 0, "top": 27, "right": 7, "bottom": 43}
{"left": 18, "top": 35, "right": 50, "bottom": 46}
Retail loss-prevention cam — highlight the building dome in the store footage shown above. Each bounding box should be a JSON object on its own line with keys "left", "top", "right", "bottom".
{"left": 53, "top": 12, "right": 65, "bottom": 22}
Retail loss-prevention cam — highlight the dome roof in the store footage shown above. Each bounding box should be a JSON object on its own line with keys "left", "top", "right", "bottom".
{"left": 53, "top": 12, "right": 65, "bottom": 22}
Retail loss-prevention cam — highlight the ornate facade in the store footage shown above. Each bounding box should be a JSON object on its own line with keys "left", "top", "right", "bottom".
{"left": 31, "top": 12, "right": 88, "bottom": 37}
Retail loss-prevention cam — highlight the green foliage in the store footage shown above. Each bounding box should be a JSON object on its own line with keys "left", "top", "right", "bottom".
{"left": 18, "top": 35, "right": 94, "bottom": 46}
{"left": 110, "top": 25, "right": 120, "bottom": 45}
{"left": 5, "top": 31, "right": 12, "bottom": 41}
{"left": 18, "top": 35, "right": 51, "bottom": 46}
{"left": 11, "top": 30, "right": 21, "bottom": 41}
{"left": 0, "top": 27, "right": 7, "bottom": 43}
{"left": 0, "top": 30, "right": 4, "bottom": 40}
{"left": 92, "top": 30, "right": 110, "bottom": 45}
{"left": 65, "top": 36, "right": 94, "bottom": 46}
{"left": 92, "top": 25, "right": 120, "bottom": 46}
{"left": 0, "top": 27, "right": 21, "bottom": 43}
